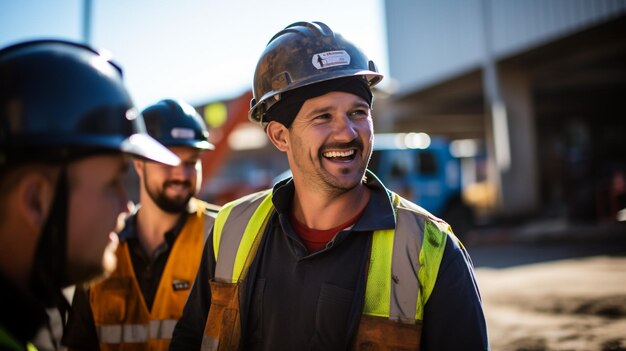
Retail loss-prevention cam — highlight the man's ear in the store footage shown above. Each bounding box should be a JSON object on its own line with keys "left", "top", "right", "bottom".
{"left": 133, "top": 158, "right": 145, "bottom": 178}
{"left": 266, "top": 121, "right": 289, "bottom": 152}
{"left": 18, "top": 172, "right": 57, "bottom": 233}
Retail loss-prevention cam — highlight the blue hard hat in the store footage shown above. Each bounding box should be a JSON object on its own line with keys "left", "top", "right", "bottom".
{"left": 0, "top": 39, "right": 179, "bottom": 167}
{"left": 142, "top": 99, "right": 214, "bottom": 150}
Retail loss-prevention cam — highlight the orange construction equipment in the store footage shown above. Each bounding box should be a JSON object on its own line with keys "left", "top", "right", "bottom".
{"left": 197, "top": 90, "right": 253, "bottom": 198}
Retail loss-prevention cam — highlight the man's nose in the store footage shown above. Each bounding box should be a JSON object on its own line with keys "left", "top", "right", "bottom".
{"left": 332, "top": 115, "right": 358, "bottom": 141}
{"left": 169, "top": 161, "right": 195, "bottom": 179}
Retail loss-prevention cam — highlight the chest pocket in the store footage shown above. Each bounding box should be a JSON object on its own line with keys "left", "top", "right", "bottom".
{"left": 91, "top": 277, "right": 132, "bottom": 324}
{"left": 309, "top": 283, "right": 355, "bottom": 350}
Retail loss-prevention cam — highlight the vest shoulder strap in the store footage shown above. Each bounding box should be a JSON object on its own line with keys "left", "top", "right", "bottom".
{"left": 364, "top": 192, "right": 449, "bottom": 322}
{"left": 213, "top": 189, "right": 274, "bottom": 283}
{"left": 189, "top": 198, "right": 218, "bottom": 242}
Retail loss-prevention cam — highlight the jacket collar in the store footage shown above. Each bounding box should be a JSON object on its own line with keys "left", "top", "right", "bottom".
{"left": 271, "top": 170, "right": 396, "bottom": 233}
{"left": 117, "top": 200, "right": 194, "bottom": 245}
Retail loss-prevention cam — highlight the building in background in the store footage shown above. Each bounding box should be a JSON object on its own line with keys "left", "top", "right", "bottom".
{"left": 378, "top": 0, "right": 626, "bottom": 224}
{"left": 184, "top": 1, "right": 626, "bottom": 229}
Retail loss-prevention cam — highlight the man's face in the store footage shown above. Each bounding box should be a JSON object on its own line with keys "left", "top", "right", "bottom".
{"left": 141, "top": 146, "right": 202, "bottom": 213}
{"left": 285, "top": 91, "right": 373, "bottom": 193}
{"left": 66, "top": 155, "right": 130, "bottom": 284}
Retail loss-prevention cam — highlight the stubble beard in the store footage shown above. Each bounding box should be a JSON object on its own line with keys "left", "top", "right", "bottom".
{"left": 295, "top": 152, "right": 369, "bottom": 197}
{"left": 291, "top": 135, "right": 371, "bottom": 196}
{"left": 145, "top": 176, "right": 193, "bottom": 214}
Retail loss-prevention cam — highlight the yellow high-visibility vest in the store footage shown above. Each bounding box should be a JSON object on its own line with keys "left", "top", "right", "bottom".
{"left": 212, "top": 189, "right": 450, "bottom": 322}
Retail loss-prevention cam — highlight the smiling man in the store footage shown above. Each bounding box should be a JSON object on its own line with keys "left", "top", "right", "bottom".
{"left": 172, "top": 21, "right": 489, "bottom": 351}
{"left": 63, "top": 99, "right": 220, "bottom": 351}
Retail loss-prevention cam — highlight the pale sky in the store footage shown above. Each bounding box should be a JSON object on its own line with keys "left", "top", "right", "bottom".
{"left": 1, "top": 0, "right": 389, "bottom": 109}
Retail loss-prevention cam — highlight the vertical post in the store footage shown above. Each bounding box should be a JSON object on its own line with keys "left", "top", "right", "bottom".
{"left": 480, "top": 0, "right": 539, "bottom": 217}
{"left": 480, "top": 0, "right": 510, "bottom": 210}
{"left": 82, "top": 0, "right": 93, "bottom": 45}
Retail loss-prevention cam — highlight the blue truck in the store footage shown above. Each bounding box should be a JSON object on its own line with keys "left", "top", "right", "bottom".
{"left": 368, "top": 133, "right": 476, "bottom": 237}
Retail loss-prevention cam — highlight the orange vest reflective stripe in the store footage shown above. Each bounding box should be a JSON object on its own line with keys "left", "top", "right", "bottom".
{"left": 90, "top": 198, "right": 215, "bottom": 351}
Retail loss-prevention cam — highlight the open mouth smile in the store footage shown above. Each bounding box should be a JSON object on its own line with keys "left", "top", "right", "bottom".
{"left": 322, "top": 149, "right": 357, "bottom": 162}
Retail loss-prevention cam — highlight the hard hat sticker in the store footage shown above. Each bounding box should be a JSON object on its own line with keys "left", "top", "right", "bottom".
{"left": 171, "top": 127, "right": 195, "bottom": 139}
{"left": 312, "top": 50, "right": 351, "bottom": 69}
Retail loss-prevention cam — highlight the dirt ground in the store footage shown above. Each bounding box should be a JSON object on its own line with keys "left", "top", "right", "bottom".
{"left": 475, "top": 255, "right": 626, "bottom": 351}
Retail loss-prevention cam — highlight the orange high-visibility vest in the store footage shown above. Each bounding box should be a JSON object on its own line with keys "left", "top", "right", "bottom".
{"left": 90, "top": 198, "right": 215, "bottom": 351}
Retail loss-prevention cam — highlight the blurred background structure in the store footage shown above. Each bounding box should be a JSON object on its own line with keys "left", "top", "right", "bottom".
{"left": 380, "top": 0, "right": 626, "bottom": 229}
{"left": 2, "top": 0, "right": 626, "bottom": 232}
{"left": 199, "top": 1, "right": 626, "bottom": 238}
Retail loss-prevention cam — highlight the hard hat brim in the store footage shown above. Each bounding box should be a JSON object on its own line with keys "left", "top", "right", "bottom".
{"left": 163, "top": 140, "right": 216, "bottom": 151}
{"left": 192, "top": 140, "right": 216, "bottom": 150}
{"left": 121, "top": 133, "right": 180, "bottom": 166}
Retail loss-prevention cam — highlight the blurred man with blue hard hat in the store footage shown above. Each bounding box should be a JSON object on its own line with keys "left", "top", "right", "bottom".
{"left": 0, "top": 40, "right": 179, "bottom": 350}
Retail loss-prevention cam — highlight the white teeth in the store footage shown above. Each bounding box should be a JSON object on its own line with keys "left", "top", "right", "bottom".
{"left": 323, "top": 150, "right": 355, "bottom": 158}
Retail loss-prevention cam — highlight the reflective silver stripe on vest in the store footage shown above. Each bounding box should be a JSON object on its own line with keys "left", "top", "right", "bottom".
{"left": 214, "top": 190, "right": 272, "bottom": 282}
{"left": 203, "top": 212, "right": 215, "bottom": 243}
{"left": 389, "top": 205, "right": 425, "bottom": 323}
{"left": 97, "top": 319, "right": 178, "bottom": 343}
{"left": 201, "top": 335, "right": 219, "bottom": 351}
{"left": 150, "top": 319, "right": 178, "bottom": 339}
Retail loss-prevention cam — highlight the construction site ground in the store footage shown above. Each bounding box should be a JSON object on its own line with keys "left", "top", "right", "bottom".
{"left": 466, "top": 220, "right": 626, "bottom": 351}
